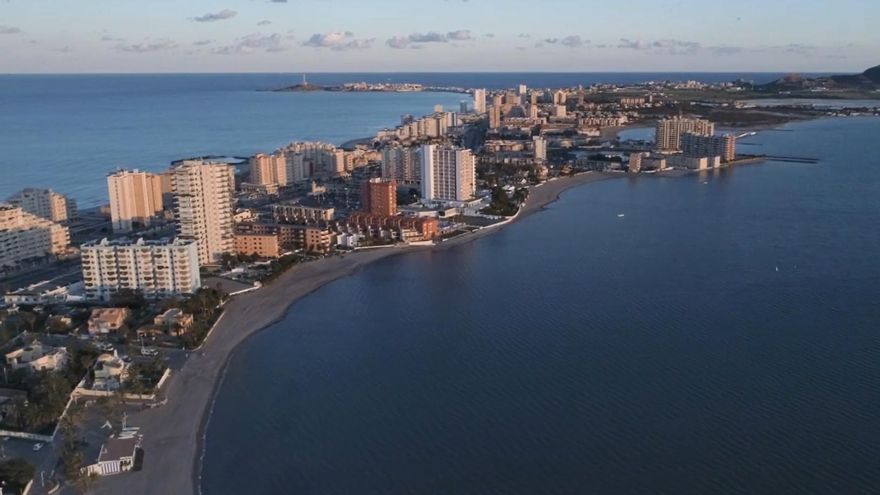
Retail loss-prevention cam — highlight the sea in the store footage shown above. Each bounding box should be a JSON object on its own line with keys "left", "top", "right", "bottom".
{"left": 4, "top": 74, "right": 880, "bottom": 494}
{"left": 202, "top": 115, "right": 880, "bottom": 494}
{"left": 0, "top": 72, "right": 821, "bottom": 207}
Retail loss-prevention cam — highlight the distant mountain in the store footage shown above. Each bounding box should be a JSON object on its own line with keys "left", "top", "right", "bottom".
{"left": 760, "top": 65, "right": 880, "bottom": 91}
{"left": 863, "top": 65, "right": 880, "bottom": 83}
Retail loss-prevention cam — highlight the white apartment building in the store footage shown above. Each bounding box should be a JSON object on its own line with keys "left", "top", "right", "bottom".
{"left": 533, "top": 136, "right": 548, "bottom": 161}
{"left": 6, "top": 187, "right": 77, "bottom": 223}
{"left": 473, "top": 88, "right": 487, "bottom": 114}
{"left": 655, "top": 117, "right": 715, "bottom": 150}
{"left": 80, "top": 237, "right": 201, "bottom": 301}
{"left": 107, "top": 169, "right": 165, "bottom": 233}
{"left": 171, "top": 160, "right": 235, "bottom": 265}
{"left": 420, "top": 144, "right": 476, "bottom": 203}
{"left": 0, "top": 204, "right": 70, "bottom": 270}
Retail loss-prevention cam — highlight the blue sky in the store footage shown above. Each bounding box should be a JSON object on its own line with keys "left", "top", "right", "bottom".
{"left": 0, "top": 0, "right": 876, "bottom": 73}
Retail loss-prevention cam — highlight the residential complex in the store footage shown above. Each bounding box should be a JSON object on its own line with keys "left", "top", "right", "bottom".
{"left": 171, "top": 160, "right": 235, "bottom": 265}
{"left": 6, "top": 187, "right": 77, "bottom": 223}
{"left": 80, "top": 237, "right": 201, "bottom": 301}
{"left": 362, "top": 178, "right": 397, "bottom": 216}
{"left": 655, "top": 117, "right": 715, "bottom": 150}
{"left": 273, "top": 203, "right": 335, "bottom": 223}
{"left": 249, "top": 153, "right": 290, "bottom": 188}
{"left": 381, "top": 144, "right": 421, "bottom": 184}
{"left": 107, "top": 169, "right": 165, "bottom": 232}
{"left": 681, "top": 133, "right": 737, "bottom": 162}
{"left": 420, "top": 144, "right": 476, "bottom": 203}
{"left": 0, "top": 203, "right": 69, "bottom": 270}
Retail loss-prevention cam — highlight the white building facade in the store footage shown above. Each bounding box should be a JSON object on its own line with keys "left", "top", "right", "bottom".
{"left": 80, "top": 238, "right": 201, "bottom": 301}
{"left": 420, "top": 144, "right": 476, "bottom": 203}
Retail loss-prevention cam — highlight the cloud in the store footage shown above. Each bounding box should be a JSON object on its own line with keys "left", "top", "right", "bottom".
{"left": 447, "top": 29, "right": 472, "bottom": 41}
{"left": 386, "top": 36, "right": 411, "bottom": 49}
{"left": 543, "top": 38, "right": 559, "bottom": 44}
{"left": 53, "top": 46, "right": 74, "bottom": 53}
{"left": 386, "top": 29, "right": 478, "bottom": 49}
{"left": 408, "top": 32, "right": 448, "bottom": 43}
{"left": 483, "top": 33, "right": 495, "bottom": 38}
{"left": 302, "top": 31, "right": 373, "bottom": 51}
{"left": 561, "top": 35, "right": 586, "bottom": 48}
{"left": 783, "top": 43, "right": 817, "bottom": 55}
{"left": 115, "top": 39, "right": 178, "bottom": 53}
{"left": 100, "top": 35, "right": 123, "bottom": 42}
{"left": 517, "top": 33, "right": 531, "bottom": 38}
{"left": 193, "top": 39, "right": 213, "bottom": 46}
{"left": 708, "top": 45, "right": 744, "bottom": 56}
{"left": 257, "top": 20, "right": 272, "bottom": 26}
{"left": 269, "top": 0, "right": 287, "bottom": 2}
{"left": 192, "top": 9, "right": 237, "bottom": 23}
{"left": 618, "top": 38, "right": 700, "bottom": 54}
{"left": 212, "top": 33, "right": 288, "bottom": 54}
{"left": 651, "top": 39, "right": 700, "bottom": 55}
{"left": 303, "top": 31, "right": 351, "bottom": 47}
{"left": 0, "top": 25, "right": 21, "bottom": 34}
{"left": 618, "top": 38, "right": 651, "bottom": 50}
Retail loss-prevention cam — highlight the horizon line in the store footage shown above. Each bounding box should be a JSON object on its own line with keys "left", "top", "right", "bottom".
{"left": 0, "top": 69, "right": 845, "bottom": 76}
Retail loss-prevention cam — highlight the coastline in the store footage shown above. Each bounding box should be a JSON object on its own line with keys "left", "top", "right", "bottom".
{"left": 89, "top": 171, "right": 621, "bottom": 495}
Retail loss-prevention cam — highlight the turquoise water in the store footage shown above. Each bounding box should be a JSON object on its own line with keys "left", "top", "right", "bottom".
{"left": 203, "top": 117, "right": 880, "bottom": 494}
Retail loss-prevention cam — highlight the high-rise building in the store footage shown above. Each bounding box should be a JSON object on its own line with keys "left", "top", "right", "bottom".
{"left": 518, "top": 84, "right": 528, "bottom": 96}
{"left": 655, "top": 117, "right": 715, "bottom": 150}
{"left": 0, "top": 204, "right": 70, "bottom": 270}
{"left": 107, "top": 169, "right": 165, "bottom": 233}
{"left": 171, "top": 160, "right": 235, "bottom": 266}
{"left": 553, "top": 90, "right": 567, "bottom": 105}
{"left": 420, "top": 144, "right": 476, "bottom": 203}
{"left": 6, "top": 188, "right": 76, "bottom": 223}
{"left": 80, "top": 237, "right": 201, "bottom": 301}
{"left": 361, "top": 178, "right": 397, "bottom": 216}
{"left": 553, "top": 105, "right": 567, "bottom": 118}
{"left": 628, "top": 152, "right": 647, "bottom": 173}
{"left": 681, "top": 133, "right": 737, "bottom": 162}
{"left": 489, "top": 106, "right": 502, "bottom": 129}
{"left": 249, "top": 153, "right": 289, "bottom": 187}
{"left": 533, "top": 136, "right": 548, "bottom": 161}
{"left": 473, "top": 88, "right": 487, "bottom": 113}
{"left": 381, "top": 145, "right": 421, "bottom": 184}
{"left": 528, "top": 104, "right": 539, "bottom": 120}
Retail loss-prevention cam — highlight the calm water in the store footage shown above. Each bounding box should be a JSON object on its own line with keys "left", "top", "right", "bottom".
{"left": 1, "top": 72, "right": 812, "bottom": 207}
{"left": 202, "top": 117, "right": 880, "bottom": 494}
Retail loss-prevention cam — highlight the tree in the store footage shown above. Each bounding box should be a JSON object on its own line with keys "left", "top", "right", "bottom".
{"left": 0, "top": 458, "right": 36, "bottom": 493}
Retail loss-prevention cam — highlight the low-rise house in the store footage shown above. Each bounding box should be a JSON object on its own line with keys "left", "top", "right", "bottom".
{"left": 152, "top": 308, "right": 193, "bottom": 336}
{"left": 135, "top": 325, "right": 165, "bottom": 340}
{"left": 84, "top": 433, "right": 141, "bottom": 476}
{"left": 88, "top": 308, "right": 130, "bottom": 335}
{"left": 5, "top": 343, "right": 69, "bottom": 372}
{"left": 92, "top": 351, "right": 129, "bottom": 391}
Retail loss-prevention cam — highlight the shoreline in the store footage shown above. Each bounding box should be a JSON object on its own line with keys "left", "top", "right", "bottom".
{"left": 89, "top": 171, "right": 621, "bottom": 495}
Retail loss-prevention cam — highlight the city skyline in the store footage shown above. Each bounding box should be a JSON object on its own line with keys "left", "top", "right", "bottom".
{"left": 0, "top": 0, "right": 877, "bottom": 73}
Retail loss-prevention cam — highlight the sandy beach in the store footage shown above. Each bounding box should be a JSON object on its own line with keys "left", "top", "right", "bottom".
{"left": 90, "top": 171, "right": 620, "bottom": 495}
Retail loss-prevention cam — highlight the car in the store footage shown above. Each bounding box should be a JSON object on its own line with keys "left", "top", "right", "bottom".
{"left": 32, "top": 443, "right": 43, "bottom": 451}
{"left": 141, "top": 347, "right": 159, "bottom": 357}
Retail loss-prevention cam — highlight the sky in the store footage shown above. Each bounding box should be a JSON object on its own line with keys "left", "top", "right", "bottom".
{"left": 0, "top": 0, "right": 877, "bottom": 73}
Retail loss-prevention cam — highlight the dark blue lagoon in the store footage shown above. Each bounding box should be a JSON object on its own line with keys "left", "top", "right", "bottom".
{"left": 202, "top": 117, "right": 880, "bottom": 494}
